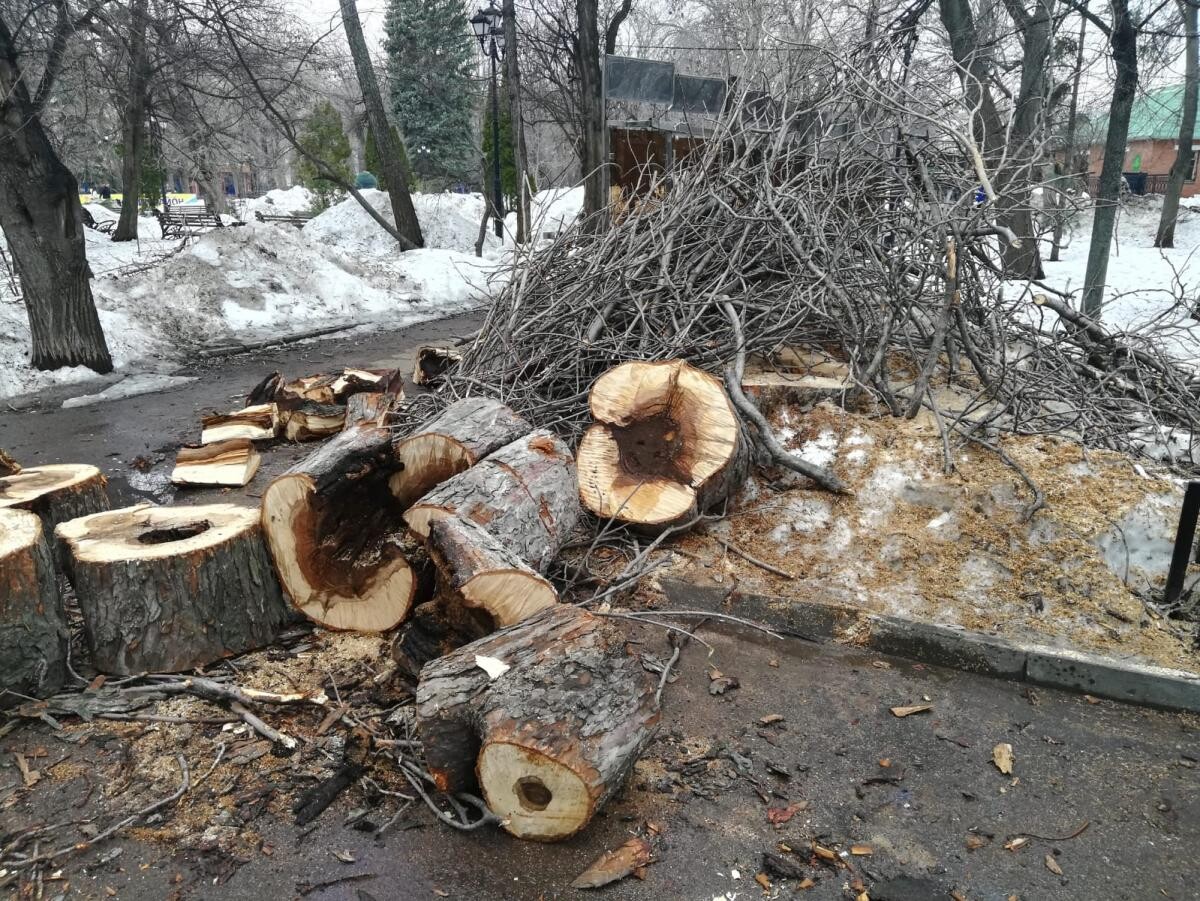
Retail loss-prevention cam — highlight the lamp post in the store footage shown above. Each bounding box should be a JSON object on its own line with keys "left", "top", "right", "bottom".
{"left": 471, "top": 4, "right": 505, "bottom": 238}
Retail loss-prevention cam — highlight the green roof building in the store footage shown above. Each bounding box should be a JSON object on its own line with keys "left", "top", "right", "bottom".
{"left": 1086, "top": 83, "right": 1199, "bottom": 196}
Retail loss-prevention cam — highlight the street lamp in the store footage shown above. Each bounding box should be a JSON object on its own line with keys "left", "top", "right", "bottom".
{"left": 471, "top": 4, "right": 505, "bottom": 238}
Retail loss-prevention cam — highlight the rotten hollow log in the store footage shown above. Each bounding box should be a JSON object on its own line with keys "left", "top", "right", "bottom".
{"left": 56, "top": 503, "right": 289, "bottom": 675}
{"left": 577, "top": 360, "right": 749, "bottom": 531}
{"left": 411, "top": 346, "right": 462, "bottom": 387}
{"left": 415, "top": 605, "right": 659, "bottom": 841}
{"left": 404, "top": 429, "right": 579, "bottom": 572}
{"left": 262, "top": 423, "right": 429, "bottom": 631}
{"left": 0, "top": 509, "right": 68, "bottom": 702}
{"left": 0, "top": 464, "right": 110, "bottom": 571}
{"left": 201, "top": 403, "right": 278, "bottom": 445}
{"left": 282, "top": 401, "right": 345, "bottom": 442}
{"left": 171, "top": 439, "right": 261, "bottom": 487}
{"left": 390, "top": 397, "right": 530, "bottom": 508}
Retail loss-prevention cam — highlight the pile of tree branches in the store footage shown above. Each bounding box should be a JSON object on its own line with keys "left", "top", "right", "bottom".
{"left": 453, "top": 47, "right": 1200, "bottom": 477}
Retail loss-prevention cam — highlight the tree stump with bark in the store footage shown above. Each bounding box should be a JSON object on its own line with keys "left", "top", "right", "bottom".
{"left": 0, "top": 464, "right": 110, "bottom": 571}
{"left": 0, "top": 509, "right": 68, "bottom": 702}
{"left": 416, "top": 605, "right": 659, "bottom": 841}
{"left": 576, "top": 360, "right": 749, "bottom": 531}
{"left": 389, "top": 397, "right": 530, "bottom": 508}
{"left": 262, "top": 423, "right": 426, "bottom": 631}
{"left": 56, "top": 503, "right": 288, "bottom": 675}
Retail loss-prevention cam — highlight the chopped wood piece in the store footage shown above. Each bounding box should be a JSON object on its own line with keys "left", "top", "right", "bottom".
{"left": 404, "top": 429, "right": 579, "bottom": 572}
{"left": 416, "top": 606, "right": 659, "bottom": 841}
{"left": 411, "top": 346, "right": 462, "bottom": 387}
{"left": 0, "top": 463, "right": 110, "bottom": 572}
{"left": 577, "top": 360, "right": 749, "bottom": 531}
{"left": 389, "top": 397, "right": 530, "bottom": 508}
{"left": 262, "top": 424, "right": 429, "bottom": 631}
{"left": 245, "top": 371, "right": 283, "bottom": 406}
{"left": 344, "top": 389, "right": 405, "bottom": 429}
{"left": 56, "top": 504, "right": 289, "bottom": 674}
{"left": 0, "top": 448, "right": 20, "bottom": 476}
{"left": 281, "top": 368, "right": 400, "bottom": 406}
{"left": 171, "top": 439, "right": 261, "bottom": 487}
{"left": 0, "top": 509, "right": 68, "bottom": 701}
{"left": 281, "top": 401, "right": 345, "bottom": 442}
{"left": 201, "top": 403, "right": 279, "bottom": 444}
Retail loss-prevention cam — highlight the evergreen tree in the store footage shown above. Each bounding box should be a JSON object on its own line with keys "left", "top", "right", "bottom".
{"left": 365, "top": 125, "right": 415, "bottom": 192}
{"left": 384, "top": 0, "right": 474, "bottom": 184}
{"left": 296, "top": 100, "right": 352, "bottom": 210}
{"left": 482, "top": 82, "right": 535, "bottom": 209}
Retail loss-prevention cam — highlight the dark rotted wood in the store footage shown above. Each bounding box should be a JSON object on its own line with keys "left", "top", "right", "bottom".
{"left": 0, "top": 509, "right": 68, "bottom": 703}
{"left": 415, "top": 605, "right": 660, "bottom": 841}
{"left": 0, "top": 448, "right": 19, "bottom": 476}
{"left": 411, "top": 346, "right": 462, "bottom": 387}
{"left": 245, "top": 370, "right": 282, "bottom": 406}
{"left": 293, "top": 726, "right": 372, "bottom": 825}
{"left": 56, "top": 504, "right": 289, "bottom": 675}
{"left": 0, "top": 464, "right": 110, "bottom": 573}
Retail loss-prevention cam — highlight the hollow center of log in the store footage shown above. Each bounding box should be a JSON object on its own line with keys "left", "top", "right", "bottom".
{"left": 137, "top": 520, "right": 212, "bottom": 544}
{"left": 515, "top": 776, "right": 552, "bottom": 811}
{"left": 610, "top": 413, "right": 690, "bottom": 483}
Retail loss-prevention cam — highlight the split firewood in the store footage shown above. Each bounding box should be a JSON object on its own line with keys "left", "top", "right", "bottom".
{"left": 262, "top": 423, "right": 431, "bottom": 631}
{"left": 245, "top": 371, "right": 283, "bottom": 406}
{"left": 171, "top": 438, "right": 261, "bottom": 487}
{"left": 0, "top": 448, "right": 20, "bottom": 476}
{"left": 281, "top": 368, "right": 400, "bottom": 406}
{"left": 0, "top": 510, "right": 68, "bottom": 702}
{"left": 404, "top": 429, "right": 579, "bottom": 572}
{"left": 416, "top": 605, "right": 660, "bottom": 841}
{"left": 200, "top": 403, "right": 278, "bottom": 444}
{"left": 0, "top": 463, "right": 110, "bottom": 572}
{"left": 281, "top": 401, "right": 346, "bottom": 442}
{"left": 576, "top": 360, "right": 749, "bottom": 531}
{"left": 390, "top": 396, "right": 530, "bottom": 508}
{"left": 56, "top": 503, "right": 289, "bottom": 674}
{"left": 411, "top": 346, "right": 462, "bottom": 387}
{"left": 344, "top": 389, "right": 405, "bottom": 429}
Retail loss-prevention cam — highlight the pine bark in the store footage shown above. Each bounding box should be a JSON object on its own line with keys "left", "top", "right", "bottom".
{"left": 0, "top": 509, "right": 68, "bottom": 703}
{"left": 416, "top": 605, "right": 659, "bottom": 841}
{"left": 1156, "top": 0, "right": 1198, "bottom": 248}
{"left": 0, "top": 464, "right": 110, "bottom": 573}
{"left": 112, "top": 0, "right": 150, "bottom": 242}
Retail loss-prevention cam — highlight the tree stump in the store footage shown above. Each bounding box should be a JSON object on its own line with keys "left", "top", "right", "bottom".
{"left": 0, "top": 463, "right": 110, "bottom": 571}
{"left": 0, "top": 509, "right": 68, "bottom": 702}
{"left": 389, "top": 397, "right": 530, "bottom": 508}
{"left": 576, "top": 360, "right": 749, "bottom": 531}
{"left": 172, "top": 438, "right": 261, "bottom": 487}
{"left": 262, "top": 423, "right": 426, "bottom": 631}
{"left": 416, "top": 605, "right": 660, "bottom": 841}
{"left": 56, "top": 503, "right": 289, "bottom": 675}
{"left": 404, "top": 429, "right": 578, "bottom": 572}
{"left": 200, "top": 403, "right": 278, "bottom": 444}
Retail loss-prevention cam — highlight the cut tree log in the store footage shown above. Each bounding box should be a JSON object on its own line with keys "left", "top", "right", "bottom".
{"left": 201, "top": 403, "right": 278, "bottom": 445}
{"left": 576, "top": 360, "right": 749, "bottom": 530}
{"left": 281, "top": 401, "right": 345, "bottom": 442}
{"left": 389, "top": 397, "right": 530, "bottom": 508}
{"left": 416, "top": 605, "right": 659, "bottom": 841}
{"left": 0, "top": 509, "right": 68, "bottom": 702}
{"left": 56, "top": 503, "right": 289, "bottom": 674}
{"left": 281, "top": 368, "right": 400, "bottom": 406}
{"left": 411, "top": 346, "right": 462, "bottom": 387}
{"left": 344, "top": 388, "right": 405, "bottom": 430}
{"left": 404, "top": 429, "right": 578, "bottom": 571}
{"left": 0, "top": 448, "right": 20, "bottom": 476}
{"left": 0, "top": 464, "right": 110, "bottom": 571}
{"left": 171, "top": 439, "right": 261, "bottom": 487}
{"left": 262, "top": 423, "right": 427, "bottom": 631}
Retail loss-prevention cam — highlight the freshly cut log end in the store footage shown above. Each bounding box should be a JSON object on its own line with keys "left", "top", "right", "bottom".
{"left": 404, "top": 429, "right": 579, "bottom": 573}
{"left": 282, "top": 401, "right": 345, "bottom": 442}
{"left": 411, "top": 346, "right": 462, "bottom": 387}
{"left": 56, "top": 503, "right": 289, "bottom": 675}
{"left": 172, "top": 438, "right": 261, "bottom": 487}
{"left": 578, "top": 360, "right": 748, "bottom": 529}
{"left": 262, "top": 424, "right": 423, "bottom": 631}
{"left": 0, "top": 463, "right": 110, "bottom": 571}
{"left": 389, "top": 397, "right": 530, "bottom": 508}
{"left": 0, "top": 509, "right": 68, "bottom": 702}
{"left": 201, "top": 403, "right": 278, "bottom": 445}
{"left": 416, "top": 605, "right": 659, "bottom": 841}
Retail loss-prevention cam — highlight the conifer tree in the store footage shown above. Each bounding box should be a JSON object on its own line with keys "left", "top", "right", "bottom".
{"left": 296, "top": 100, "right": 352, "bottom": 210}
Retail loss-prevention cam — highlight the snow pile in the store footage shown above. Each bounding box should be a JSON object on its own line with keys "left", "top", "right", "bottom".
{"left": 531, "top": 187, "right": 584, "bottom": 236}
{"left": 241, "top": 186, "right": 315, "bottom": 219}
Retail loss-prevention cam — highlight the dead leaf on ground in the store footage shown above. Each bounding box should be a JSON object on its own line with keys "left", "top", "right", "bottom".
{"left": 950, "top": 891, "right": 967, "bottom": 901}
{"left": 710, "top": 676, "right": 740, "bottom": 696}
{"left": 993, "top": 742, "right": 1015, "bottom": 775}
{"left": 872, "top": 660, "right": 891, "bottom": 669}
{"left": 1004, "top": 836, "right": 1030, "bottom": 852}
{"left": 799, "top": 877, "right": 816, "bottom": 889}
{"left": 1045, "top": 854, "right": 1063, "bottom": 876}
{"left": 890, "top": 704, "right": 933, "bottom": 717}
{"left": 761, "top": 851, "right": 805, "bottom": 879}
{"left": 767, "top": 801, "right": 807, "bottom": 826}
{"left": 965, "top": 834, "right": 989, "bottom": 851}
{"left": 571, "top": 837, "right": 653, "bottom": 889}
{"left": 760, "top": 714, "right": 785, "bottom": 725}
{"left": 755, "top": 872, "right": 771, "bottom": 890}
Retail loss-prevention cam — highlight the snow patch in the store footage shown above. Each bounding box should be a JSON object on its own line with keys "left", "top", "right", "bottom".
{"left": 62, "top": 374, "right": 197, "bottom": 408}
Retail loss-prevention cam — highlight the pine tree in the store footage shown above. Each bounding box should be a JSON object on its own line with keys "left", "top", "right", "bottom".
{"left": 365, "top": 125, "right": 415, "bottom": 192}
{"left": 296, "top": 100, "right": 352, "bottom": 210}
{"left": 384, "top": 0, "right": 475, "bottom": 185}
{"left": 483, "top": 87, "right": 517, "bottom": 205}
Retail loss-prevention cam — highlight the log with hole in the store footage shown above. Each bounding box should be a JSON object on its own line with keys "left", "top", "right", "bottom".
{"left": 416, "top": 605, "right": 659, "bottom": 841}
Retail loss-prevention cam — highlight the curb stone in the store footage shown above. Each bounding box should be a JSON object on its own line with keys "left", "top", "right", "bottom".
{"left": 660, "top": 577, "right": 1200, "bottom": 714}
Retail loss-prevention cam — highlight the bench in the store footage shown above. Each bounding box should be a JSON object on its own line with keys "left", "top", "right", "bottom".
{"left": 80, "top": 207, "right": 116, "bottom": 235}
{"left": 254, "top": 210, "right": 313, "bottom": 228}
{"left": 156, "top": 206, "right": 242, "bottom": 239}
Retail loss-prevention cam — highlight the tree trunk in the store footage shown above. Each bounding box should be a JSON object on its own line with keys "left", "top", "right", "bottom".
{"left": 339, "top": 0, "right": 423, "bottom": 248}
{"left": 502, "top": 0, "right": 532, "bottom": 243}
{"left": 262, "top": 423, "right": 428, "bottom": 631}
{"left": 0, "top": 509, "right": 68, "bottom": 703}
{"left": 201, "top": 403, "right": 279, "bottom": 444}
{"left": 0, "top": 19, "right": 112, "bottom": 373}
{"left": 57, "top": 503, "right": 289, "bottom": 675}
{"left": 113, "top": 0, "right": 150, "bottom": 242}
{"left": 171, "top": 438, "right": 261, "bottom": 487}
{"left": 0, "top": 463, "right": 110, "bottom": 573}
{"left": 1156, "top": 0, "right": 1197, "bottom": 248}
{"left": 416, "top": 604, "right": 659, "bottom": 841}
{"left": 1082, "top": 0, "right": 1138, "bottom": 318}
{"left": 389, "top": 397, "right": 529, "bottom": 508}
{"left": 404, "top": 429, "right": 579, "bottom": 572}
{"left": 577, "top": 360, "right": 750, "bottom": 530}
{"left": 575, "top": 0, "right": 607, "bottom": 226}
{"left": 1051, "top": 5, "right": 1088, "bottom": 262}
